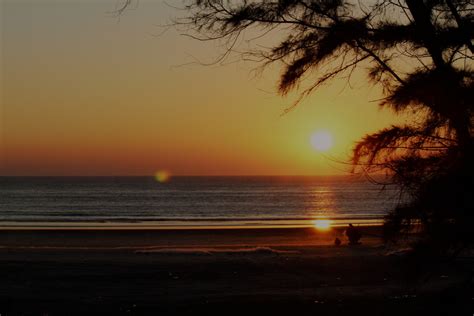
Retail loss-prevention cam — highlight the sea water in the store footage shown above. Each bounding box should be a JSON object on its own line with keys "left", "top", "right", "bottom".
{"left": 0, "top": 176, "right": 401, "bottom": 228}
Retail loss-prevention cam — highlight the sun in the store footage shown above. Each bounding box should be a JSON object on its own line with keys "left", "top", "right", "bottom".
{"left": 310, "top": 131, "right": 333, "bottom": 152}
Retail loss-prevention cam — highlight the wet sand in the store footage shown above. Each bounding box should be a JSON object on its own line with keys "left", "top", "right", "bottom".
{"left": 0, "top": 227, "right": 472, "bottom": 315}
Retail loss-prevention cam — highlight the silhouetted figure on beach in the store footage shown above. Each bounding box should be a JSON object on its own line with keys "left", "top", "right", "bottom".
{"left": 334, "top": 237, "right": 341, "bottom": 246}
{"left": 346, "top": 224, "right": 361, "bottom": 245}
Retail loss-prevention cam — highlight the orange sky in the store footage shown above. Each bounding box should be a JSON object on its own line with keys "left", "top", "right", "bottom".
{"left": 1, "top": 0, "right": 405, "bottom": 176}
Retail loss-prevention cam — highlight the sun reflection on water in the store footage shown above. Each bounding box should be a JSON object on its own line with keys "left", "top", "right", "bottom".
{"left": 313, "top": 219, "right": 332, "bottom": 231}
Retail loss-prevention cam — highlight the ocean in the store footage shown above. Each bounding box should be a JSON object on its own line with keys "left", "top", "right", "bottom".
{"left": 0, "top": 176, "right": 401, "bottom": 228}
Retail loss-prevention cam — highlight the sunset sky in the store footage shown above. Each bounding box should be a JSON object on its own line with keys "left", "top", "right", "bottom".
{"left": 1, "top": 0, "right": 405, "bottom": 176}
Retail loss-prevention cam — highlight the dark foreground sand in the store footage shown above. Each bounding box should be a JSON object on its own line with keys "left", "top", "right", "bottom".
{"left": 0, "top": 227, "right": 472, "bottom": 315}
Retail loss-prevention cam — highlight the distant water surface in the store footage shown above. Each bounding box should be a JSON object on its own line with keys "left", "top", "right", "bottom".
{"left": 0, "top": 176, "right": 401, "bottom": 228}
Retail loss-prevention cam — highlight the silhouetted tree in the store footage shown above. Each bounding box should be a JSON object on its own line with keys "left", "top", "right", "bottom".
{"left": 123, "top": 0, "right": 474, "bottom": 250}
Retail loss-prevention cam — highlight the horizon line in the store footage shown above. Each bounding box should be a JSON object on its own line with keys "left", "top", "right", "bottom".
{"left": 0, "top": 174, "right": 362, "bottom": 178}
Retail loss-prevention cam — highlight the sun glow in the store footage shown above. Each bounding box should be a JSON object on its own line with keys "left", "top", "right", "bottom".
{"left": 313, "top": 219, "right": 332, "bottom": 231}
{"left": 310, "top": 131, "right": 334, "bottom": 152}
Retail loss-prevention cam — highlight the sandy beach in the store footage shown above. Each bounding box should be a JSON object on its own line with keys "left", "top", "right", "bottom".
{"left": 0, "top": 226, "right": 472, "bottom": 315}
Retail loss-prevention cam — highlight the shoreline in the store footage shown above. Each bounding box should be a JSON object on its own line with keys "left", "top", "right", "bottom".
{"left": 0, "top": 225, "right": 385, "bottom": 250}
{"left": 0, "top": 218, "right": 384, "bottom": 230}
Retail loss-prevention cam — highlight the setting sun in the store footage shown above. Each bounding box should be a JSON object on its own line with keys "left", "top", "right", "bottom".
{"left": 310, "top": 131, "right": 334, "bottom": 152}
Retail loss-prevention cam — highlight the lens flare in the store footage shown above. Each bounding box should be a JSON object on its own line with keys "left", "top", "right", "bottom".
{"left": 313, "top": 219, "right": 332, "bottom": 231}
{"left": 155, "top": 170, "right": 171, "bottom": 183}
